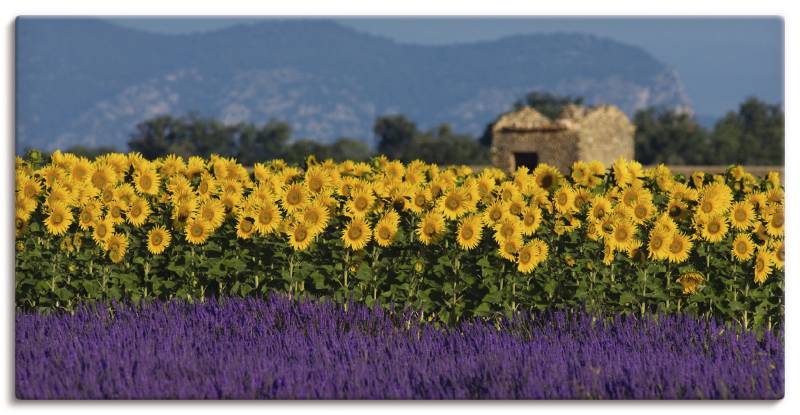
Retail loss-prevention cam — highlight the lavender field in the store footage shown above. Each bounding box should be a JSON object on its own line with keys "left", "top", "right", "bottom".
{"left": 16, "top": 296, "right": 783, "bottom": 400}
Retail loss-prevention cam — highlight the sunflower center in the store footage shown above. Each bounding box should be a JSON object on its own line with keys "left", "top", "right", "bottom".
{"left": 708, "top": 222, "right": 720, "bottom": 233}
{"left": 51, "top": 213, "right": 63, "bottom": 224}
{"left": 520, "top": 251, "right": 531, "bottom": 263}
{"left": 131, "top": 206, "right": 142, "bottom": 217}
{"left": 424, "top": 224, "right": 436, "bottom": 236}
{"left": 295, "top": 228, "right": 308, "bottom": 242}
{"left": 595, "top": 207, "right": 605, "bottom": 218}
{"left": 614, "top": 228, "right": 628, "bottom": 242}
{"left": 461, "top": 227, "right": 473, "bottom": 239}
{"left": 734, "top": 209, "right": 746, "bottom": 222}
{"left": 241, "top": 219, "right": 253, "bottom": 232}
{"left": 309, "top": 177, "right": 323, "bottom": 192}
{"left": 141, "top": 176, "right": 152, "bottom": 189}
{"left": 557, "top": 193, "right": 568, "bottom": 205}
{"left": 151, "top": 233, "right": 163, "bottom": 245}
{"left": 446, "top": 196, "right": 459, "bottom": 210}
{"left": 772, "top": 213, "right": 784, "bottom": 227}
{"left": 355, "top": 198, "right": 368, "bottom": 210}
{"left": 287, "top": 191, "right": 301, "bottom": 205}
{"left": 191, "top": 224, "right": 204, "bottom": 237}
{"left": 348, "top": 226, "right": 362, "bottom": 239}
{"left": 701, "top": 200, "right": 713, "bottom": 213}
{"left": 415, "top": 196, "right": 426, "bottom": 207}
{"left": 669, "top": 239, "right": 682, "bottom": 254}
{"left": 490, "top": 209, "right": 502, "bottom": 221}
{"left": 379, "top": 227, "right": 391, "bottom": 239}
{"left": 81, "top": 211, "right": 92, "bottom": 222}
{"left": 756, "top": 258, "right": 765, "bottom": 272}
{"left": 651, "top": 237, "right": 663, "bottom": 250}
{"left": 540, "top": 175, "right": 553, "bottom": 189}
{"left": 736, "top": 241, "right": 747, "bottom": 254}
{"left": 97, "top": 226, "right": 107, "bottom": 238}
{"left": 635, "top": 205, "right": 647, "bottom": 219}
{"left": 259, "top": 210, "right": 273, "bottom": 224}
{"left": 203, "top": 208, "right": 215, "bottom": 221}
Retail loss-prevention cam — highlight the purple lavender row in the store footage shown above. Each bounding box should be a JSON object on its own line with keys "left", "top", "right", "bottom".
{"left": 16, "top": 296, "right": 783, "bottom": 400}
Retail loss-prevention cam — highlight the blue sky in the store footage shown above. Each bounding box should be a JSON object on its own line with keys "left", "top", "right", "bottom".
{"left": 108, "top": 17, "right": 783, "bottom": 118}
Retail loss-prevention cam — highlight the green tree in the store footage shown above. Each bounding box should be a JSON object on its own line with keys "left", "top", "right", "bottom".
{"left": 238, "top": 120, "right": 292, "bottom": 164}
{"left": 374, "top": 115, "right": 418, "bottom": 160}
{"left": 633, "top": 108, "right": 710, "bottom": 165}
{"left": 707, "top": 97, "right": 784, "bottom": 165}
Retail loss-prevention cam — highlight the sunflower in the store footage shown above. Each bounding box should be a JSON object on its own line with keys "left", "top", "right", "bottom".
{"left": 764, "top": 206, "right": 784, "bottom": 237}
{"left": 571, "top": 161, "right": 592, "bottom": 187}
{"left": 106, "top": 233, "right": 128, "bottom": 264}
{"left": 347, "top": 188, "right": 375, "bottom": 218}
{"left": 588, "top": 196, "right": 612, "bottom": 223}
{"left": 456, "top": 215, "right": 483, "bottom": 250}
{"left": 609, "top": 220, "right": 637, "bottom": 253}
{"left": 666, "top": 232, "right": 693, "bottom": 264}
{"left": 90, "top": 164, "right": 116, "bottom": 190}
{"left": 281, "top": 183, "right": 308, "bottom": 213}
{"left": 552, "top": 186, "right": 576, "bottom": 213}
{"left": 417, "top": 211, "right": 445, "bottom": 245}
{"left": 676, "top": 272, "right": 704, "bottom": 295}
{"left": 374, "top": 211, "right": 400, "bottom": 247}
{"left": 698, "top": 214, "right": 728, "bottom": 243}
{"left": 612, "top": 157, "right": 633, "bottom": 188}
{"left": 91, "top": 217, "right": 113, "bottom": 247}
{"left": 482, "top": 201, "right": 506, "bottom": 226}
{"left": 198, "top": 199, "right": 226, "bottom": 230}
{"left": 493, "top": 216, "right": 522, "bottom": 244}
{"left": 632, "top": 200, "right": 655, "bottom": 224}
{"left": 304, "top": 166, "right": 329, "bottom": 194}
{"left": 498, "top": 236, "right": 522, "bottom": 261}
{"left": 409, "top": 187, "right": 430, "bottom": 214}
{"left": 301, "top": 200, "right": 330, "bottom": 236}
{"left": 343, "top": 218, "right": 372, "bottom": 250}
{"left": 729, "top": 201, "right": 755, "bottom": 230}
{"left": 620, "top": 185, "right": 645, "bottom": 207}
{"left": 520, "top": 206, "right": 542, "bottom": 236}
{"left": 647, "top": 228, "right": 671, "bottom": 260}
{"left": 286, "top": 221, "right": 313, "bottom": 251}
{"left": 771, "top": 240, "right": 784, "bottom": 270}
{"left": 44, "top": 202, "right": 73, "bottom": 236}
{"left": 439, "top": 187, "right": 469, "bottom": 219}
{"left": 134, "top": 168, "right": 160, "bottom": 195}
{"left": 172, "top": 198, "right": 198, "bottom": 225}
{"left": 126, "top": 197, "right": 151, "bottom": 227}
{"left": 753, "top": 248, "right": 773, "bottom": 284}
{"left": 106, "top": 201, "right": 125, "bottom": 225}
{"left": 516, "top": 243, "right": 538, "bottom": 273}
{"left": 146, "top": 225, "right": 171, "bottom": 255}
{"left": 185, "top": 218, "right": 212, "bottom": 245}
{"left": 731, "top": 233, "right": 755, "bottom": 262}
{"left": 533, "top": 164, "right": 561, "bottom": 192}
{"left": 236, "top": 215, "right": 257, "bottom": 239}
{"left": 78, "top": 202, "right": 100, "bottom": 231}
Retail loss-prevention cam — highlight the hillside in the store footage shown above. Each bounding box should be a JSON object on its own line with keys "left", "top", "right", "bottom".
{"left": 16, "top": 18, "right": 691, "bottom": 151}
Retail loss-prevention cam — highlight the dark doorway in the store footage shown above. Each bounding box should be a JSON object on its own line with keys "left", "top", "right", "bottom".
{"left": 514, "top": 152, "right": 539, "bottom": 170}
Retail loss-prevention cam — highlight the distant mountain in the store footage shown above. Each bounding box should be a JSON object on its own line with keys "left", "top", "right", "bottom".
{"left": 16, "top": 18, "right": 692, "bottom": 152}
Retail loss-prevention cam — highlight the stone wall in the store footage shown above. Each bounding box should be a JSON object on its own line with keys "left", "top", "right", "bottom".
{"left": 490, "top": 130, "right": 579, "bottom": 173}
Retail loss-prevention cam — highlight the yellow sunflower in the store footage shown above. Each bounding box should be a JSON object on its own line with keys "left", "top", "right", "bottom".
{"left": 409, "top": 187, "right": 430, "bottom": 214}
{"left": 106, "top": 201, "right": 125, "bottom": 225}
{"left": 771, "top": 240, "right": 784, "bottom": 270}
{"left": 44, "top": 202, "right": 73, "bottom": 236}
{"left": 754, "top": 248, "right": 773, "bottom": 284}
{"left": 373, "top": 211, "right": 400, "bottom": 247}
{"left": 588, "top": 196, "right": 612, "bottom": 223}
{"left": 185, "top": 218, "right": 212, "bottom": 245}
{"left": 456, "top": 215, "right": 483, "bottom": 250}
{"left": 286, "top": 221, "right": 314, "bottom": 251}
{"left": 666, "top": 232, "right": 693, "bottom": 264}
{"left": 439, "top": 187, "right": 469, "bottom": 219}
{"left": 764, "top": 206, "right": 784, "bottom": 237}
{"left": 647, "top": 228, "right": 672, "bottom": 261}
{"left": 146, "top": 225, "right": 171, "bottom": 255}
{"left": 417, "top": 211, "right": 445, "bottom": 245}
{"left": 731, "top": 233, "right": 755, "bottom": 262}
{"left": 520, "top": 205, "right": 542, "bottom": 236}
{"left": 281, "top": 183, "right": 308, "bottom": 213}
{"left": 126, "top": 197, "right": 151, "bottom": 227}
{"left": 493, "top": 216, "right": 522, "bottom": 244}
{"left": 236, "top": 215, "right": 257, "bottom": 239}
{"left": 134, "top": 168, "right": 160, "bottom": 195}
{"left": 729, "top": 201, "right": 755, "bottom": 230}
{"left": 343, "top": 218, "right": 372, "bottom": 250}
{"left": 255, "top": 201, "right": 280, "bottom": 235}
{"left": 482, "top": 200, "right": 507, "bottom": 226}
{"left": 632, "top": 200, "right": 655, "bottom": 224}
{"left": 198, "top": 199, "right": 226, "bottom": 230}
{"left": 516, "top": 243, "right": 538, "bottom": 273}
{"left": 300, "top": 200, "right": 330, "bottom": 236}
{"left": 347, "top": 188, "right": 375, "bottom": 218}
{"left": 533, "top": 164, "right": 561, "bottom": 192}
{"left": 77, "top": 203, "right": 101, "bottom": 231}
{"left": 552, "top": 186, "right": 576, "bottom": 214}
{"left": 609, "top": 220, "right": 637, "bottom": 253}
{"left": 676, "top": 272, "right": 704, "bottom": 295}
{"left": 498, "top": 236, "right": 522, "bottom": 262}
{"left": 697, "top": 214, "right": 728, "bottom": 243}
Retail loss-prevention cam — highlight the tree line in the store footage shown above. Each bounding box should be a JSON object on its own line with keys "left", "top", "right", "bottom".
{"left": 62, "top": 92, "right": 783, "bottom": 166}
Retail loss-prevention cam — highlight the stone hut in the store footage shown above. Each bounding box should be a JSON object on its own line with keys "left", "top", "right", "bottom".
{"left": 489, "top": 104, "right": 635, "bottom": 173}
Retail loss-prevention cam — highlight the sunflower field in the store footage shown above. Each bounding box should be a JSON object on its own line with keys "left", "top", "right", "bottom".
{"left": 14, "top": 151, "right": 784, "bottom": 328}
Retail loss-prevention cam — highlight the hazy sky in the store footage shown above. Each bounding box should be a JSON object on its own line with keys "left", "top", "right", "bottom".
{"left": 108, "top": 17, "right": 784, "bottom": 118}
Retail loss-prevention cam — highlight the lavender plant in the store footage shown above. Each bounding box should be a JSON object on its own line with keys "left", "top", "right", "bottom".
{"left": 16, "top": 296, "right": 783, "bottom": 400}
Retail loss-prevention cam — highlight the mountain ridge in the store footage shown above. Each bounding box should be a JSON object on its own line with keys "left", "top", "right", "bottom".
{"left": 16, "top": 18, "right": 691, "bottom": 152}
